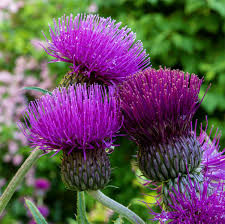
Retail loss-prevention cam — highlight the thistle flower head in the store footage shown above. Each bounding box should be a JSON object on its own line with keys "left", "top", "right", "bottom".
{"left": 119, "top": 67, "right": 203, "bottom": 145}
{"left": 150, "top": 180, "right": 225, "bottom": 224}
{"left": 43, "top": 14, "right": 150, "bottom": 85}
{"left": 19, "top": 84, "right": 121, "bottom": 191}
{"left": 119, "top": 67, "right": 205, "bottom": 182}
{"left": 19, "top": 84, "right": 121, "bottom": 157}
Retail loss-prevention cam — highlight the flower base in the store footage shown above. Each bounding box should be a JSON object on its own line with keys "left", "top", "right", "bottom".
{"left": 61, "top": 148, "right": 111, "bottom": 191}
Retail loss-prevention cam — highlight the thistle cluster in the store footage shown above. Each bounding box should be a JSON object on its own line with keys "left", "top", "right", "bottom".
{"left": 119, "top": 67, "right": 225, "bottom": 222}
{"left": 20, "top": 13, "right": 149, "bottom": 192}
{"left": 19, "top": 13, "right": 225, "bottom": 222}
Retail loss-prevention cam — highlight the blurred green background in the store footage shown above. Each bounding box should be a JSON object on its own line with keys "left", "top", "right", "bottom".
{"left": 0, "top": 0, "right": 225, "bottom": 223}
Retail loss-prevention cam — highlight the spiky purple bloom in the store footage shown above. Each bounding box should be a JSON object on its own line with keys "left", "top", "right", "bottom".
{"left": 149, "top": 179, "right": 225, "bottom": 224}
{"left": 35, "top": 178, "right": 50, "bottom": 191}
{"left": 119, "top": 67, "right": 203, "bottom": 144}
{"left": 19, "top": 84, "right": 121, "bottom": 156}
{"left": 19, "top": 84, "right": 121, "bottom": 190}
{"left": 43, "top": 14, "right": 150, "bottom": 85}
{"left": 119, "top": 67, "right": 205, "bottom": 183}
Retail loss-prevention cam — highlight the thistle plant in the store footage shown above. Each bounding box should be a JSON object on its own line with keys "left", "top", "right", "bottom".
{"left": 0, "top": 13, "right": 149, "bottom": 224}
{"left": 0, "top": 12, "right": 225, "bottom": 224}
{"left": 16, "top": 82, "right": 145, "bottom": 223}
{"left": 19, "top": 84, "right": 121, "bottom": 191}
{"left": 119, "top": 67, "right": 205, "bottom": 202}
{"left": 119, "top": 66, "right": 225, "bottom": 219}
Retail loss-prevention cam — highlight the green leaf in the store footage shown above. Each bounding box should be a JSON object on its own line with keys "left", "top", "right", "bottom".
{"left": 23, "top": 87, "right": 52, "bottom": 95}
{"left": 185, "top": 0, "right": 205, "bottom": 14}
{"left": 25, "top": 199, "right": 48, "bottom": 224}
{"left": 208, "top": 0, "right": 225, "bottom": 17}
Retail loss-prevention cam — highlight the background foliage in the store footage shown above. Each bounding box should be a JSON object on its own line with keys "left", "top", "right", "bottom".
{"left": 0, "top": 0, "right": 224, "bottom": 223}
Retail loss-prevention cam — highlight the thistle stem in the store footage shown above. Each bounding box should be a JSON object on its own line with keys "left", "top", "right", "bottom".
{"left": 0, "top": 148, "right": 42, "bottom": 215}
{"left": 87, "top": 190, "right": 145, "bottom": 224}
{"left": 77, "top": 191, "right": 90, "bottom": 224}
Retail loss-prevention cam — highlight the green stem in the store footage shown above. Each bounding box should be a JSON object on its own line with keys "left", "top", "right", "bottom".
{"left": 87, "top": 190, "right": 145, "bottom": 224}
{"left": 0, "top": 148, "right": 42, "bottom": 215}
{"left": 77, "top": 191, "right": 90, "bottom": 224}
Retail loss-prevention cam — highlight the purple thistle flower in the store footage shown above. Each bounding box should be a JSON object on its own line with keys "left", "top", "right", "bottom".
{"left": 119, "top": 67, "right": 206, "bottom": 186}
{"left": 149, "top": 179, "right": 225, "bottom": 224}
{"left": 19, "top": 84, "right": 121, "bottom": 191}
{"left": 119, "top": 67, "right": 204, "bottom": 145}
{"left": 43, "top": 14, "right": 150, "bottom": 85}
{"left": 35, "top": 178, "right": 50, "bottom": 191}
{"left": 19, "top": 84, "right": 121, "bottom": 156}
